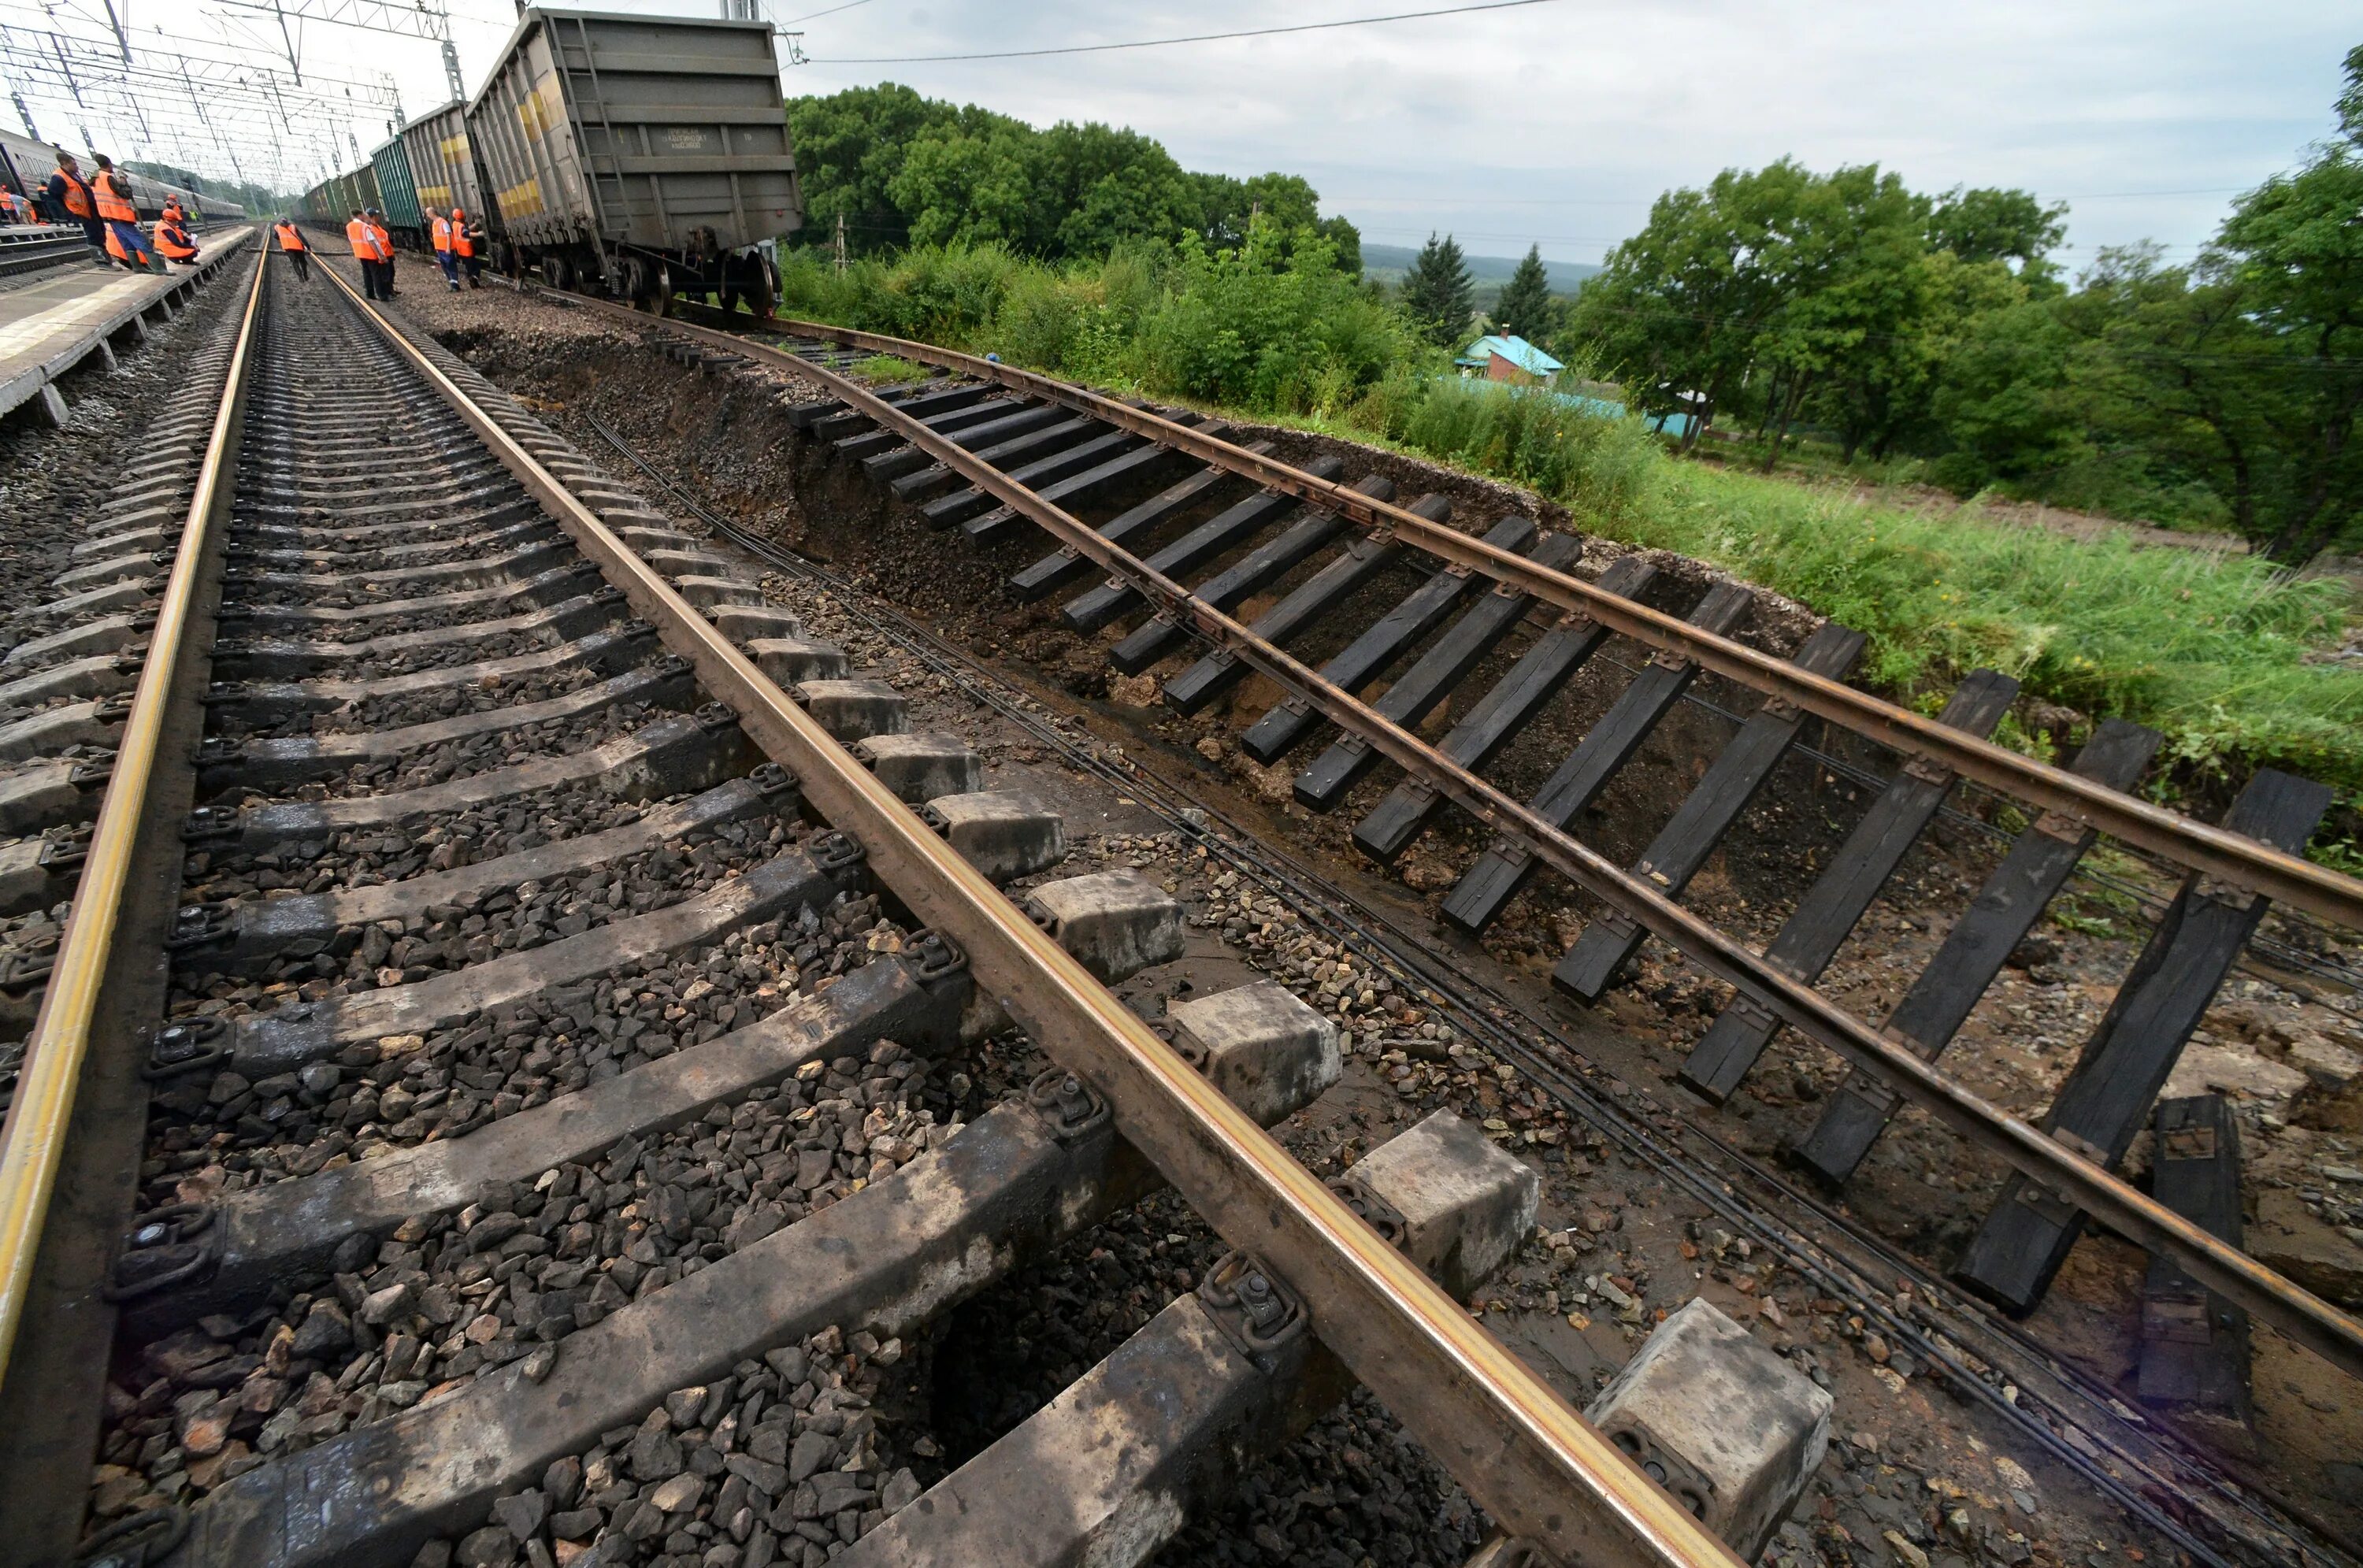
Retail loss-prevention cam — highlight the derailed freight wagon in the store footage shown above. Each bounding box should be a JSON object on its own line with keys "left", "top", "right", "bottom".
{"left": 399, "top": 102, "right": 497, "bottom": 240}
{"left": 369, "top": 132, "right": 425, "bottom": 248}
{"left": 465, "top": 7, "right": 801, "bottom": 312}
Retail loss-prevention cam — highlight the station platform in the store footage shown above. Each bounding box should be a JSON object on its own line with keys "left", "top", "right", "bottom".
{"left": 0, "top": 225, "right": 255, "bottom": 426}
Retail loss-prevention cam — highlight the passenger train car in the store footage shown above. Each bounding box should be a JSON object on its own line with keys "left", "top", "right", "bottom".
{"left": 0, "top": 125, "right": 245, "bottom": 226}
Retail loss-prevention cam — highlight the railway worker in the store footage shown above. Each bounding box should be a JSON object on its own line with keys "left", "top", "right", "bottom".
{"left": 274, "top": 217, "right": 310, "bottom": 281}
{"left": 347, "top": 207, "right": 391, "bottom": 300}
{"left": 431, "top": 206, "right": 461, "bottom": 291}
{"left": 90, "top": 155, "right": 161, "bottom": 273}
{"left": 452, "top": 208, "right": 484, "bottom": 289}
{"left": 0, "top": 187, "right": 28, "bottom": 224}
{"left": 161, "top": 193, "right": 187, "bottom": 228}
{"left": 42, "top": 150, "right": 110, "bottom": 269}
{"left": 154, "top": 210, "right": 199, "bottom": 267}
{"left": 367, "top": 207, "right": 398, "bottom": 296}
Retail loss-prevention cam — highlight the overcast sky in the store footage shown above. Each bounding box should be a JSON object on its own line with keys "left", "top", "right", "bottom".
{"left": 106, "top": 0, "right": 2363, "bottom": 269}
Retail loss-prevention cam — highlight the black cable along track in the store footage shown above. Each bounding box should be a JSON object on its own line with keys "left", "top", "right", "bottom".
{"left": 582, "top": 407, "right": 2353, "bottom": 1568}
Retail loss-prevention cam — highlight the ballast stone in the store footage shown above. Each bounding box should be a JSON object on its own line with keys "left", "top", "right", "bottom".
{"left": 1166, "top": 980, "right": 1340, "bottom": 1128}
{"left": 1023, "top": 870, "right": 1186, "bottom": 983}
{"left": 1347, "top": 1108, "right": 1538, "bottom": 1298}
{"left": 921, "top": 791, "right": 1067, "bottom": 884}
{"left": 855, "top": 732, "right": 982, "bottom": 803}
{"left": 1583, "top": 1296, "right": 1831, "bottom": 1561}
{"left": 794, "top": 678, "right": 908, "bottom": 740}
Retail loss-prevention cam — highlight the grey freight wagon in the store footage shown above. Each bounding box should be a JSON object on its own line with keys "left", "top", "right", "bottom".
{"left": 464, "top": 7, "right": 802, "bottom": 313}
{"left": 398, "top": 101, "right": 497, "bottom": 241}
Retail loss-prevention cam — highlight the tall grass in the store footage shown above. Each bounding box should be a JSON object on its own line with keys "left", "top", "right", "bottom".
{"left": 770, "top": 239, "right": 2363, "bottom": 798}
{"left": 1630, "top": 465, "right": 2360, "bottom": 790}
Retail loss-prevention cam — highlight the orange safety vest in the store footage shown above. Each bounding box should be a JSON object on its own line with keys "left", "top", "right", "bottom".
{"left": 103, "top": 224, "right": 128, "bottom": 263}
{"left": 368, "top": 221, "right": 392, "bottom": 258}
{"left": 431, "top": 214, "right": 452, "bottom": 253}
{"left": 155, "top": 219, "right": 197, "bottom": 260}
{"left": 54, "top": 169, "right": 94, "bottom": 220}
{"left": 346, "top": 217, "right": 388, "bottom": 261}
{"left": 451, "top": 211, "right": 474, "bottom": 258}
{"left": 93, "top": 169, "right": 136, "bottom": 224}
{"left": 276, "top": 221, "right": 306, "bottom": 252}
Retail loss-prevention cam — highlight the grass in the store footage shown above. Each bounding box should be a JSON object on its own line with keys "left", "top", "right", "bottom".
{"left": 1622, "top": 462, "right": 2359, "bottom": 794}
{"left": 848, "top": 354, "right": 929, "bottom": 386}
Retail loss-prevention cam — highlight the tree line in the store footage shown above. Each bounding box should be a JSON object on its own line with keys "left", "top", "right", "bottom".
{"left": 785, "top": 84, "right": 1360, "bottom": 273}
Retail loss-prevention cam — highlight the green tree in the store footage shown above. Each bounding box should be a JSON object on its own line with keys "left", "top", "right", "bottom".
{"left": 1749, "top": 163, "right": 1930, "bottom": 468}
{"left": 1928, "top": 185, "right": 2069, "bottom": 286}
{"left": 1193, "top": 171, "right": 1360, "bottom": 273}
{"left": 1567, "top": 161, "right": 1812, "bottom": 449}
{"left": 785, "top": 83, "right": 963, "bottom": 254}
{"left": 1033, "top": 121, "right": 1200, "bottom": 256}
{"left": 1930, "top": 292, "right": 2079, "bottom": 485}
{"left": 887, "top": 121, "right": 1039, "bottom": 250}
{"left": 1492, "top": 244, "right": 1556, "bottom": 342}
{"left": 786, "top": 84, "right": 1356, "bottom": 269}
{"left": 2057, "top": 49, "right": 2363, "bottom": 562}
{"left": 1400, "top": 232, "right": 1475, "bottom": 349}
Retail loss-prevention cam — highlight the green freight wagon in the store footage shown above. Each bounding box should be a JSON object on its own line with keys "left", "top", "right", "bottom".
{"left": 369, "top": 132, "right": 425, "bottom": 248}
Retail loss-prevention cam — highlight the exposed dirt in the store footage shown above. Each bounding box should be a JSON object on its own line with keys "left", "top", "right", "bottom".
{"left": 372, "top": 268, "right": 2363, "bottom": 1568}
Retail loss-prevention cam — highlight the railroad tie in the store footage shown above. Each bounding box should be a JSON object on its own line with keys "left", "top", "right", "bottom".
{"left": 1790, "top": 715, "right": 2162, "bottom": 1186}
{"left": 1550, "top": 619, "right": 1870, "bottom": 1002}
{"left": 1350, "top": 553, "right": 1659, "bottom": 866}
{"left": 1953, "top": 767, "right": 2331, "bottom": 1314}
{"left": 1676, "top": 666, "right": 2022, "bottom": 1105}
{"left": 1437, "top": 575, "right": 1753, "bottom": 934}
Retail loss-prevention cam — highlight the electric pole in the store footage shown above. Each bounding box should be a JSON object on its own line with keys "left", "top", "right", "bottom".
{"left": 834, "top": 212, "right": 846, "bottom": 272}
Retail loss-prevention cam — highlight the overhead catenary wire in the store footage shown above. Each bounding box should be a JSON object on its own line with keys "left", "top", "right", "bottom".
{"left": 805, "top": 0, "right": 1568, "bottom": 65}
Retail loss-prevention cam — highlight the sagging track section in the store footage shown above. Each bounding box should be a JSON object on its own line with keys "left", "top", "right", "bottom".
{"left": 562, "top": 293, "right": 2363, "bottom": 1388}
{"left": 0, "top": 244, "right": 1749, "bottom": 1566}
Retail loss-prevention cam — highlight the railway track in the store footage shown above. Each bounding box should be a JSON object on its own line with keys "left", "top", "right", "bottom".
{"left": 451, "top": 282, "right": 2363, "bottom": 1561}
{"left": 0, "top": 247, "right": 1790, "bottom": 1568}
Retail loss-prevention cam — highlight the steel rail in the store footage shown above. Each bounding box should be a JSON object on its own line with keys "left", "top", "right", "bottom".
{"left": 0, "top": 244, "right": 266, "bottom": 1392}
{"left": 327, "top": 267, "right": 1739, "bottom": 1568}
{"left": 588, "top": 296, "right": 2363, "bottom": 1386}
{"left": 733, "top": 311, "right": 2363, "bottom": 936}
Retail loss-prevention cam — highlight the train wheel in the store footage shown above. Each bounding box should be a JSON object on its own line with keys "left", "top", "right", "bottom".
{"left": 654, "top": 265, "right": 675, "bottom": 317}
{"left": 541, "top": 254, "right": 571, "bottom": 292}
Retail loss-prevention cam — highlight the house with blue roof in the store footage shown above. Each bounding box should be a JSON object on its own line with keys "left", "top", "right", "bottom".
{"left": 1456, "top": 334, "right": 1564, "bottom": 385}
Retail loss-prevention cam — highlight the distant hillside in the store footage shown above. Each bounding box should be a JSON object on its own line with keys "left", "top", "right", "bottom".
{"left": 1361, "top": 242, "right": 1603, "bottom": 296}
